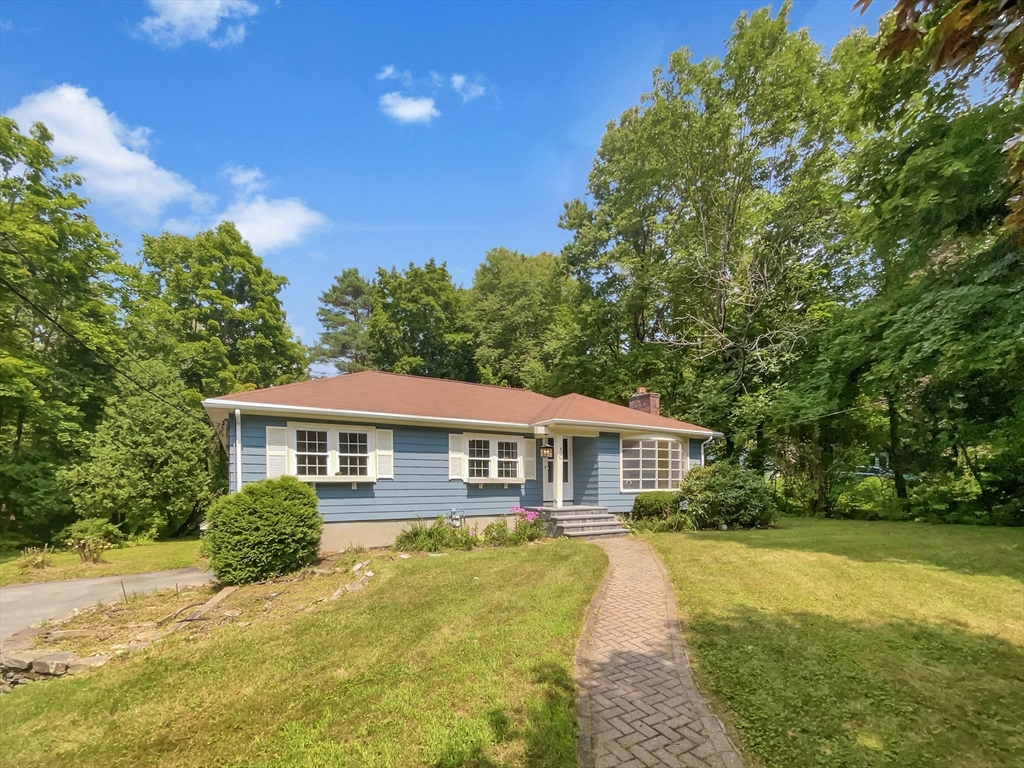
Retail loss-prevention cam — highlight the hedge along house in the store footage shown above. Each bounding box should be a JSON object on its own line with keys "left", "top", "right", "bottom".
{"left": 202, "top": 371, "right": 719, "bottom": 549}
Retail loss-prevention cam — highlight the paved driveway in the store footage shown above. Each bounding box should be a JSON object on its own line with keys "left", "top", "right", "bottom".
{"left": 0, "top": 567, "right": 213, "bottom": 646}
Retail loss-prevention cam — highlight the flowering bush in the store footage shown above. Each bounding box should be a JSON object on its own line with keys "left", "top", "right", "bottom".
{"left": 511, "top": 506, "right": 545, "bottom": 542}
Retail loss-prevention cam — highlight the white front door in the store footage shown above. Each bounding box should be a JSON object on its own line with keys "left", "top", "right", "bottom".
{"left": 542, "top": 436, "right": 573, "bottom": 504}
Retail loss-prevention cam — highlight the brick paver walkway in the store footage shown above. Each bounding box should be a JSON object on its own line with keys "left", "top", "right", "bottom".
{"left": 575, "top": 538, "right": 743, "bottom": 768}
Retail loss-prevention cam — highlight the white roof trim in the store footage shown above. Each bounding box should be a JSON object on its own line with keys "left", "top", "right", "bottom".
{"left": 536, "top": 417, "right": 719, "bottom": 437}
{"left": 203, "top": 400, "right": 721, "bottom": 437}
{"left": 202, "top": 399, "right": 533, "bottom": 432}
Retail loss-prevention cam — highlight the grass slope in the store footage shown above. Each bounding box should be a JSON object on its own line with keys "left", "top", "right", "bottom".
{"left": 0, "top": 539, "right": 203, "bottom": 587}
{"left": 0, "top": 539, "right": 607, "bottom": 768}
{"left": 652, "top": 518, "right": 1024, "bottom": 768}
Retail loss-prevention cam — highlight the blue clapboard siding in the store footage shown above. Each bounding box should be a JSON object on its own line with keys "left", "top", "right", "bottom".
{"left": 689, "top": 438, "right": 704, "bottom": 466}
{"left": 591, "top": 432, "right": 635, "bottom": 513}
{"left": 237, "top": 414, "right": 542, "bottom": 522}
{"left": 573, "top": 436, "right": 599, "bottom": 507}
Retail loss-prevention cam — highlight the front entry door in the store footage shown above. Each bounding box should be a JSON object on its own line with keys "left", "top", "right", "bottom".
{"left": 542, "top": 437, "right": 573, "bottom": 504}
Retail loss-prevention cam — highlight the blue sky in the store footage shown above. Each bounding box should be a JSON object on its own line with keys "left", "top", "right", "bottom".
{"left": 1, "top": 0, "right": 886, "bottom": 345}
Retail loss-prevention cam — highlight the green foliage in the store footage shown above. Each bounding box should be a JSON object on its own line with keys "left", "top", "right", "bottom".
{"left": 468, "top": 248, "right": 569, "bottom": 391}
{"left": 125, "top": 223, "right": 308, "bottom": 398}
{"left": 58, "top": 518, "right": 125, "bottom": 564}
{"left": 679, "top": 463, "right": 778, "bottom": 529}
{"left": 0, "top": 117, "right": 123, "bottom": 542}
{"left": 557, "top": 3, "right": 864, "bottom": 460}
{"left": 630, "top": 492, "right": 678, "bottom": 520}
{"left": 834, "top": 476, "right": 906, "bottom": 521}
{"left": 624, "top": 512, "right": 696, "bottom": 534}
{"left": 394, "top": 516, "right": 478, "bottom": 552}
{"left": 312, "top": 267, "right": 373, "bottom": 373}
{"left": 627, "top": 492, "right": 696, "bottom": 533}
{"left": 202, "top": 476, "right": 322, "bottom": 585}
{"left": 62, "top": 359, "right": 217, "bottom": 538}
{"left": 368, "top": 259, "right": 476, "bottom": 381}
{"left": 398, "top": 509, "right": 545, "bottom": 551}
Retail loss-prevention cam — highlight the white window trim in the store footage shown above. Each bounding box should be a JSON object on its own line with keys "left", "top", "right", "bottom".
{"left": 458, "top": 433, "right": 526, "bottom": 484}
{"left": 285, "top": 422, "right": 381, "bottom": 483}
{"left": 619, "top": 434, "right": 687, "bottom": 494}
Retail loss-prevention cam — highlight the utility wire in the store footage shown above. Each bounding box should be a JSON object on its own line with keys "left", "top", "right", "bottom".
{"left": 0, "top": 272, "right": 212, "bottom": 426}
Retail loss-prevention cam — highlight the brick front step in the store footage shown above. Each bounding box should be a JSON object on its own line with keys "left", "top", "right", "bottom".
{"left": 527, "top": 506, "right": 628, "bottom": 539}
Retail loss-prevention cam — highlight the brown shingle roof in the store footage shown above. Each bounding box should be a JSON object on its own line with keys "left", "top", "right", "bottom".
{"left": 205, "top": 371, "right": 714, "bottom": 434}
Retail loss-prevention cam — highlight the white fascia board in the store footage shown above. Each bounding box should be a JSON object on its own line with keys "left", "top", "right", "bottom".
{"left": 534, "top": 417, "right": 719, "bottom": 437}
{"left": 201, "top": 399, "right": 532, "bottom": 433}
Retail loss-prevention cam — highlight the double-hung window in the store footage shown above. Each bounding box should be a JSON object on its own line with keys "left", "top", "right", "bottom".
{"left": 621, "top": 437, "right": 684, "bottom": 491}
{"left": 337, "top": 432, "right": 370, "bottom": 477}
{"left": 457, "top": 434, "right": 525, "bottom": 482}
{"left": 468, "top": 439, "right": 491, "bottom": 479}
{"left": 295, "top": 429, "right": 329, "bottom": 476}
{"left": 274, "top": 423, "right": 393, "bottom": 483}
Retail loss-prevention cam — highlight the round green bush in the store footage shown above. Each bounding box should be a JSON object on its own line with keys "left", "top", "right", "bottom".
{"left": 202, "top": 476, "right": 322, "bottom": 584}
{"left": 630, "top": 491, "right": 678, "bottom": 519}
{"left": 678, "top": 463, "right": 777, "bottom": 529}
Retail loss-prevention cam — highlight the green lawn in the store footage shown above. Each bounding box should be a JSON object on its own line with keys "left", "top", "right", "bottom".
{"left": 651, "top": 518, "right": 1024, "bottom": 768}
{"left": 0, "top": 539, "right": 607, "bottom": 768}
{"left": 0, "top": 539, "right": 204, "bottom": 587}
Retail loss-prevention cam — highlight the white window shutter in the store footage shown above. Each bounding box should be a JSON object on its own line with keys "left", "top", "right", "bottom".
{"left": 376, "top": 428, "right": 394, "bottom": 479}
{"left": 266, "top": 426, "right": 288, "bottom": 479}
{"left": 448, "top": 433, "right": 464, "bottom": 480}
{"left": 524, "top": 438, "right": 537, "bottom": 481}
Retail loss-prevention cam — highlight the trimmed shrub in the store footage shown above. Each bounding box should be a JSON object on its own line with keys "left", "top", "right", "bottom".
{"left": 678, "top": 463, "right": 777, "bottom": 529}
{"left": 631, "top": 492, "right": 678, "bottom": 520}
{"left": 58, "top": 519, "right": 125, "bottom": 563}
{"left": 202, "top": 476, "right": 322, "bottom": 585}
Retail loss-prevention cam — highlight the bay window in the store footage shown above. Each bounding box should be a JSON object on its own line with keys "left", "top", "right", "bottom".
{"left": 621, "top": 437, "right": 684, "bottom": 491}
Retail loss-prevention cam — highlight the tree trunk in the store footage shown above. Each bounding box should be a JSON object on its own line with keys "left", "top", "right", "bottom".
{"left": 886, "top": 393, "right": 910, "bottom": 513}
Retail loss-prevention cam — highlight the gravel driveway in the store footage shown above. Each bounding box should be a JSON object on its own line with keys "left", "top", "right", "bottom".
{"left": 0, "top": 567, "right": 213, "bottom": 647}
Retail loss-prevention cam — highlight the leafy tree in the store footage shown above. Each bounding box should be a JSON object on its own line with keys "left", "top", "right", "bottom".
{"left": 856, "top": 0, "right": 1024, "bottom": 231}
{"left": 62, "top": 359, "right": 219, "bottom": 538}
{"left": 0, "top": 117, "right": 123, "bottom": 541}
{"left": 126, "top": 223, "right": 308, "bottom": 397}
{"left": 559, "top": 3, "right": 864, "bottom": 461}
{"left": 468, "top": 248, "right": 569, "bottom": 391}
{"left": 367, "top": 259, "right": 476, "bottom": 381}
{"left": 312, "top": 267, "right": 373, "bottom": 373}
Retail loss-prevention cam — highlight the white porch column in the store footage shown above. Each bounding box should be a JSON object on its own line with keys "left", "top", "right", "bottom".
{"left": 553, "top": 433, "right": 564, "bottom": 509}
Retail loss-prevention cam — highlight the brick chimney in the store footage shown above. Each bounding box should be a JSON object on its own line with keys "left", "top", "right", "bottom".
{"left": 628, "top": 387, "right": 660, "bottom": 416}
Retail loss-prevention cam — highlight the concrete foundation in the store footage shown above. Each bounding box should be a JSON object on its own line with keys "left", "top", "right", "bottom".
{"left": 319, "top": 514, "right": 512, "bottom": 552}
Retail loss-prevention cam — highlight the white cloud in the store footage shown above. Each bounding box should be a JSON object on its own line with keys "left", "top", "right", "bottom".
{"left": 430, "top": 71, "right": 444, "bottom": 87}
{"left": 6, "top": 84, "right": 326, "bottom": 252}
{"left": 379, "top": 92, "right": 439, "bottom": 124}
{"left": 223, "top": 164, "right": 266, "bottom": 195}
{"left": 218, "top": 195, "right": 327, "bottom": 253}
{"left": 451, "top": 74, "right": 485, "bottom": 102}
{"left": 139, "top": 0, "right": 259, "bottom": 48}
{"left": 376, "top": 64, "right": 413, "bottom": 87}
{"left": 6, "top": 84, "right": 209, "bottom": 222}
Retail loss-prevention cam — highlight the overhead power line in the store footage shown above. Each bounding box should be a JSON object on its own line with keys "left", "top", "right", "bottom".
{"left": 0, "top": 272, "right": 212, "bottom": 426}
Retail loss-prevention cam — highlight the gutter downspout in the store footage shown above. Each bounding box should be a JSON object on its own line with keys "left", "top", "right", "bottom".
{"left": 234, "top": 408, "right": 243, "bottom": 493}
{"left": 700, "top": 435, "right": 716, "bottom": 467}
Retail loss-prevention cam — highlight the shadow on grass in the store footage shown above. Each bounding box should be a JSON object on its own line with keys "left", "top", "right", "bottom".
{"left": 683, "top": 605, "right": 1024, "bottom": 768}
{"left": 433, "top": 662, "right": 579, "bottom": 768}
{"left": 711, "top": 518, "right": 1024, "bottom": 581}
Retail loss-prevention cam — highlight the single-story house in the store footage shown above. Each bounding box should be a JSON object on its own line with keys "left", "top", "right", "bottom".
{"left": 202, "top": 372, "right": 720, "bottom": 548}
